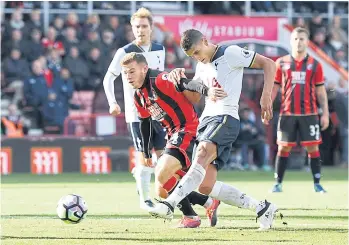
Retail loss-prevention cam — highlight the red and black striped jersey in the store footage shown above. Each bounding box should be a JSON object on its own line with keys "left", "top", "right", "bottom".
{"left": 275, "top": 54, "right": 324, "bottom": 115}
{"left": 134, "top": 69, "right": 199, "bottom": 136}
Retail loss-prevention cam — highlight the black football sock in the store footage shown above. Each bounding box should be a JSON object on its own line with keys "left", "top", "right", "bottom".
{"left": 309, "top": 151, "right": 321, "bottom": 184}
{"left": 275, "top": 151, "right": 290, "bottom": 184}
{"left": 187, "top": 191, "right": 209, "bottom": 206}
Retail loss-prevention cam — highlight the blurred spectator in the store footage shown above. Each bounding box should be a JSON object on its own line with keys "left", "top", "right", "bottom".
{"left": 25, "top": 9, "right": 43, "bottom": 34}
{"left": 125, "top": 29, "right": 134, "bottom": 43}
{"left": 62, "top": 27, "right": 79, "bottom": 55}
{"left": 327, "top": 31, "right": 345, "bottom": 58}
{"left": 1, "top": 104, "right": 27, "bottom": 137}
{"left": 101, "top": 29, "right": 118, "bottom": 57}
{"left": 65, "top": 12, "right": 82, "bottom": 39}
{"left": 252, "top": 1, "right": 274, "bottom": 12}
{"left": 47, "top": 49, "right": 62, "bottom": 77}
{"left": 334, "top": 49, "right": 348, "bottom": 70}
{"left": 3, "top": 49, "right": 30, "bottom": 102}
{"left": 334, "top": 78, "right": 348, "bottom": 167}
{"left": 330, "top": 16, "right": 348, "bottom": 46}
{"left": 86, "top": 48, "right": 105, "bottom": 90}
{"left": 25, "top": 28, "right": 45, "bottom": 63}
{"left": 104, "top": 16, "right": 125, "bottom": 47}
{"left": 312, "top": 31, "right": 332, "bottom": 54}
{"left": 165, "top": 52, "right": 177, "bottom": 69}
{"left": 51, "top": 16, "right": 65, "bottom": 41}
{"left": 3, "top": 29, "right": 27, "bottom": 58}
{"left": 294, "top": 17, "right": 308, "bottom": 29}
{"left": 52, "top": 68, "right": 74, "bottom": 125}
{"left": 237, "top": 108, "right": 268, "bottom": 170}
{"left": 42, "top": 26, "right": 65, "bottom": 56}
{"left": 183, "top": 57, "right": 193, "bottom": 70}
{"left": 308, "top": 13, "right": 327, "bottom": 40}
{"left": 63, "top": 46, "right": 90, "bottom": 90}
{"left": 3, "top": 9, "right": 27, "bottom": 40}
{"left": 23, "top": 59, "right": 47, "bottom": 107}
{"left": 80, "top": 30, "right": 102, "bottom": 59}
{"left": 163, "top": 32, "right": 185, "bottom": 62}
{"left": 83, "top": 13, "right": 101, "bottom": 38}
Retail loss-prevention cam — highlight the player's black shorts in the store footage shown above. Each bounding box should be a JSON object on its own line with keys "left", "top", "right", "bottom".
{"left": 127, "top": 120, "right": 166, "bottom": 152}
{"left": 194, "top": 115, "right": 240, "bottom": 170}
{"left": 163, "top": 130, "right": 196, "bottom": 170}
{"left": 277, "top": 115, "right": 322, "bottom": 147}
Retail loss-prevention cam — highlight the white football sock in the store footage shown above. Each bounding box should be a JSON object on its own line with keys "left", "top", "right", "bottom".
{"left": 209, "top": 181, "right": 259, "bottom": 211}
{"left": 133, "top": 165, "right": 152, "bottom": 203}
{"left": 166, "top": 163, "right": 206, "bottom": 208}
{"left": 203, "top": 197, "right": 213, "bottom": 208}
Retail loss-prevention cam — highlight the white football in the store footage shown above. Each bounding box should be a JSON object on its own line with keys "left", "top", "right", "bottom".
{"left": 56, "top": 194, "right": 88, "bottom": 224}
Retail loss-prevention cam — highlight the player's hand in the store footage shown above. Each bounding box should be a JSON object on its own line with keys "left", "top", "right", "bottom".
{"left": 320, "top": 114, "right": 329, "bottom": 131}
{"left": 262, "top": 118, "right": 270, "bottom": 125}
{"left": 109, "top": 103, "right": 121, "bottom": 116}
{"left": 168, "top": 68, "right": 186, "bottom": 85}
{"left": 260, "top": 93, "right": 273, "bottom": 122}
{"left": 143, "top": 158, "right": 153, "bottom": 167}
{"left": 207, "top": 87, "right": 227, "bottom": 101}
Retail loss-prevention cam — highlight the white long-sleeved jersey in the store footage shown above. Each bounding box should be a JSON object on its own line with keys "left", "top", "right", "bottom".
{"left": 103, "top": 42, "right": 165, "bottom": 123}
{"left": 193, "top": 45, "right": 256, "bottom": 121}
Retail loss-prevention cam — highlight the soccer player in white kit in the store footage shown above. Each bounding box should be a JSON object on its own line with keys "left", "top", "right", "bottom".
{"left": 149, "top": 29, "right": 279, "bottom": 230}
{"left": 103, "top": 8, "right": 166, "bottom": 210}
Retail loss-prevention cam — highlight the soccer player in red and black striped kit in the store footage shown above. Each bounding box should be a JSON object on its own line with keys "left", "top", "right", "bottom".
{"left": 121, "top": 52, "right": 225, "bottom": 228}
{"left": 266, "top": 27, "right": 329, "bottom": 193}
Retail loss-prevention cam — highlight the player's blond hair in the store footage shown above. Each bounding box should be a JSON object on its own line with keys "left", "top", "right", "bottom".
{"left": 130, "top": 7, "right": 153, "bottom": 26}
{"left": 120, "top": 52, "right": 148, "bottom": 66}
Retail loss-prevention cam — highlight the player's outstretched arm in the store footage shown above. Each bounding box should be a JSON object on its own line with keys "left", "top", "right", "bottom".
{"left": 103, "top": 48, "right": 126, "bottom": 116}
{"left": 176, "top": 78, "right": 227, "bottom": 101}
{"left": 183, "top": 91, "right": 202, "bottom": 104}
{"left": 250, "top": 54, "right": 276, "bottom": 122}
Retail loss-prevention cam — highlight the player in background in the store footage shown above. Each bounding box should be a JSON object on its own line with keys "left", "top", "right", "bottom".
{"left": 267, "top": 27, "right": 329, "bottom": 193}
{"left": 149, "top": 29, "right": 279, "bottom": 230}
{"left": 103, "top": 8, "right": 166, "bottom": 210}
{"left": 121, "top": 52, "right": 225, "bottom": 227}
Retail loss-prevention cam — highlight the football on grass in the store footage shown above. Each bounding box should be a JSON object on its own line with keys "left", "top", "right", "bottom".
{"left": 56, "top": 194, "right": 88, "bottom": 224}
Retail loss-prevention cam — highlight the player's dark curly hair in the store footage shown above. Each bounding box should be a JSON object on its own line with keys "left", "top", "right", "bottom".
{"left": 180, "top": 29, "right": 203, "bottom": 52}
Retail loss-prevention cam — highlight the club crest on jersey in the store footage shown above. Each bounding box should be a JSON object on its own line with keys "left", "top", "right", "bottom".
{"left": 241, "top": 49, "right": 252, "bottom": 58}
{"left": 307, "top": 64, "right": 313, "bottom": 70}
{"left": 291, "top": 71, "right": 306, "bottom": 84}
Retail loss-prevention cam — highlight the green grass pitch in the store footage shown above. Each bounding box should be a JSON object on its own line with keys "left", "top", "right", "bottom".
{"left": 1, "top": 168, "right": 348, "bottom": 245}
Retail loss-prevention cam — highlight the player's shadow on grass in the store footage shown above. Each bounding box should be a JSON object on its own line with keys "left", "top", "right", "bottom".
{"left": 2, "top": 236, "right": 302, "bottom": 243}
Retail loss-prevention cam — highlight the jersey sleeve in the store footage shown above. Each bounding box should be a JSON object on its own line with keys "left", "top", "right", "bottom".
{"left": 107, "top": 48, "right": 126, "bottom": 76}
{"left": 155, "top": 72, "right": 176, "bottom": 92}
{"left": 224, "top": 45, "right": 256, "bottom": 68}
{"left": 274, "top": 58, "right": 282, "bottom": 84}
{"left": 134, "top": 93, "right": 151, "bottom": 119}
{"left": 314, "top": 62, "right": 324, "bottom": 86}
